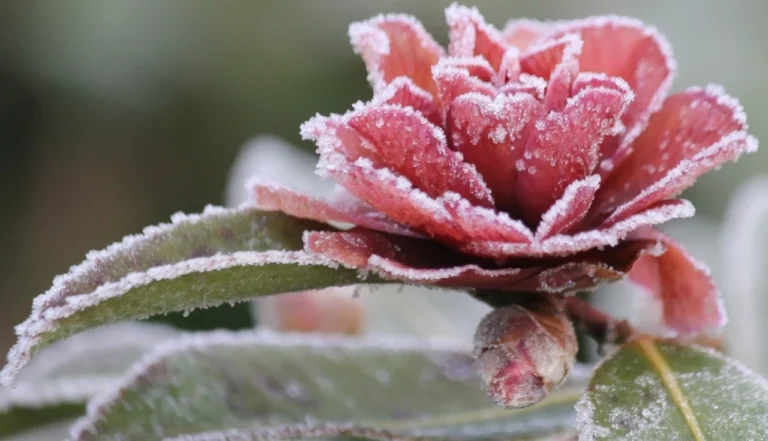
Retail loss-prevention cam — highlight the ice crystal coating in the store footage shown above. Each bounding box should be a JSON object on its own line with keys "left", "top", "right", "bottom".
{"left": 251, "top": 4, "right": 758, "bottom": 336}
{"left": 474, "top": 300, "right": 577, "bottom": 408}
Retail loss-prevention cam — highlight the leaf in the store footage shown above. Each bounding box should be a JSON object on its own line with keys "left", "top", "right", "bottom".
{"left": 162, "top": 423, "right": 577, "bottom": 441}
{"left": 0, "top": 323, "right": 182, "bottom": 438}
{"left": 576, "top": 338, "right": 768, "bottom": 440}
{"left": 2, "top": 207, "right": 372, "bottom": 385}
{"left": 0, "top": 419, "right": 77, "bottom": 441}
{"left": 69, "top": 330, "right": 587, "bottom": 441}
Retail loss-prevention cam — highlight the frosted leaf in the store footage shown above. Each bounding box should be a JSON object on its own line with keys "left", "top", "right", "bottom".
{"left": 1, "top": 419, "right": 76, "bottom": 441}
{"left": 1, "top": 207, "right": 367, "bottom": 385}
{"left": 0, "top": 322, "right": 180, "bottom": 438}
{"left": 68, "top": 329, "right": 586, "bottom": 441}
{"left": 576, "top": 339, "right": 768, "bottom": 440}
{"left": 163, "top": 424, "right": 420, "bottom": 441}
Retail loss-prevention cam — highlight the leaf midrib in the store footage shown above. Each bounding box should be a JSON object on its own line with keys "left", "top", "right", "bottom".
{"left": 633, "top": 338, "right": 706, "bottom": 441}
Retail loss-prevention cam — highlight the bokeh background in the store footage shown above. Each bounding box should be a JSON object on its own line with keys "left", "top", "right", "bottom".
{"left": 0, "top": 1, "right": 766, "bottom": 357}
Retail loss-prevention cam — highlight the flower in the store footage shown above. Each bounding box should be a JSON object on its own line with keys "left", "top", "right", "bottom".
{"left": 247, "top": 4, "right": 757, "bottom": 336}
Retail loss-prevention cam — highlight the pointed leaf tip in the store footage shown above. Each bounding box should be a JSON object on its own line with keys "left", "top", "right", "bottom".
{"left": 1, "top": 208, "right": 369, "bottom": 385}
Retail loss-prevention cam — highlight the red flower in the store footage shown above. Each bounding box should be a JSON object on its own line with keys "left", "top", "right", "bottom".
{"left": 249, "top": 5, "right": 756, "bottom": 336}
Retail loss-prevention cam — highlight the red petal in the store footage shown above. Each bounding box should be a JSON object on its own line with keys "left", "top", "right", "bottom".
{"left": 519, "top": 34, "right": 581, "bottom": 82}
{"left": 541, "top": 34, "right": 583, "bottom": 113}
{"left": 248, "top": 177, "right": 419, "bottom": 237}
{"left": 501, "top": 19, "right": 549, "bottom": 50}
{"left": 571, "top": 73, "right": 635, "bottom": 163}
{"left": 516, "top": 86, "right": 631, "bottom": 224}
{"left": 374, "top": 77, "right": 442, "bottom": 127}
{"left": 551, "top": 17, "right": 676, "bottom": 166}
{"left": 628, "top": 228, "right": 725, "bottom": 334}
{"left": 447, "top": 92, "right": 540, "bottom": 212}
{"left": 499, "top": 238, "right": 656, "bottom": 293}
{"left": 446, "top": 4, "right": 508, "bottom": 71}
{"left": 595, "top": 85, "right": 757, "bottom": 220}
{"left": 305, "top": 230, "right": 532, "bottom": 289}
{"left": 498, "top": 74, "right": 546, "bottom": 101}
{"left": 535, "top": 175, "right": 600, "bottom": 240}
{"left": 318, "top": 151, "right": 472, "bottom": 242}
{"left": 349, "top": 14, "right": 444, "bottom": 98}
{"left": 464, "top": 199, "right": 693, "bottom": 259}
{"left": 441, "top": 192, "right": 533, "bottom": 243}
{"left": 497, "top": 48, "right": 521, "bottom": 84}
{"left": 347, "top": 104, "right": 494, "bottom": 207}
{"left": 433, "top": 61, "right": 496, "bottom": 111}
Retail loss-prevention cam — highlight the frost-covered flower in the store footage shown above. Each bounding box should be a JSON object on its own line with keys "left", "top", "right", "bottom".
{"left": 247, "top": 5, "right": 756, "bottom": 336}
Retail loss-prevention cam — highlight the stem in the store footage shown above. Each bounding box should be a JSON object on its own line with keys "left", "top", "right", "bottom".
{"left": 564, "top": 296, "right": 635, "bottom": 348}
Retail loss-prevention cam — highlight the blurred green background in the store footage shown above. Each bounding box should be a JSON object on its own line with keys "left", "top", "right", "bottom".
{"left": 0, "top": 0, "right": 765, "bottom": 353}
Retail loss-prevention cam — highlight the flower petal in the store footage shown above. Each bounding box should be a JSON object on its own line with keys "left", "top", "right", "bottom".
{"left": 349, "top": 14, "right": 444, "bottom": 98}
{"left": 447, "top": 92, "right": 540, "bottom": 212}
{"left": 441, "top": 192, "right": 533, "bottom": 243}
{"left": 433, "top": 60, "right": 496, "bottom": 112}
{"left": 516, "top": 85, "right": 631, "bottom": 224}
{"left": 346, "top": 104, "right": 494, "bottom": 207}
{"left": 627, "top": 228, "right": 725, "bottom": 335}
{"left": 247, "top": 177, "right": 420, "bottom": 237}
{"left": 465, "top": 199, "right": 694, "bottom": 259}
{"left": 535, "top": 175, "right": 600, "bottom": 240}
{"left": 539, "top": 34, "right": 583, "bottom": 113}
{"left": 320, "top": 154, "right": 469, "bottom": 242}
{"left": 595, "top": 84, "right": 757, "bottom": 221}
{"left": 373, "top": 77, "right": 442, "bottom": 127}
{"left": 502, "top": 19, "right": 549, "bottom": 50}
{"left": 305, "top": 230, "right": 532, "bottom": 289}
{"left": 498, "top": 74, "right": 546, "bottom": 101}
{"left": 446, "top": 4, "right": 508, "bottom": 71}
{"left": 519, "top": 34, "right": 581, "bottom": 81}
{"left": 551, "top": 16, "right": 676, "bottom": 168}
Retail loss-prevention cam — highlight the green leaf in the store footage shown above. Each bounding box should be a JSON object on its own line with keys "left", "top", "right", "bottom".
{"left": 576, "top": 338, "right": 768, "bottom": 440}
{"left": 161, "top": 423, "right": 577, "bottom": 441}
{"left": 0, "top": 323, "right": 182, "bottom": 439}
{"left": 69, "top": 331, "right": 585, "bottom": 441}
{"left": 1, "top": 207, "right": 372, "bottom": 385}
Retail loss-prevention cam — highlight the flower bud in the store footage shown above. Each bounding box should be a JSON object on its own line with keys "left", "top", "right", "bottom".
{"left": 473, "top": 302, "right": 577, "bottom": 408}
{"left": 255, "top": 287, "right": 364, "bottom": 335}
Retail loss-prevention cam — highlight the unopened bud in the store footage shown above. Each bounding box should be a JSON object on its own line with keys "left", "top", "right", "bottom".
{"left": 255, "top": 287, "right": 364, "bottom": 335}
{"left": 474, "top": 302, "right": 577, "bottom": 408}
